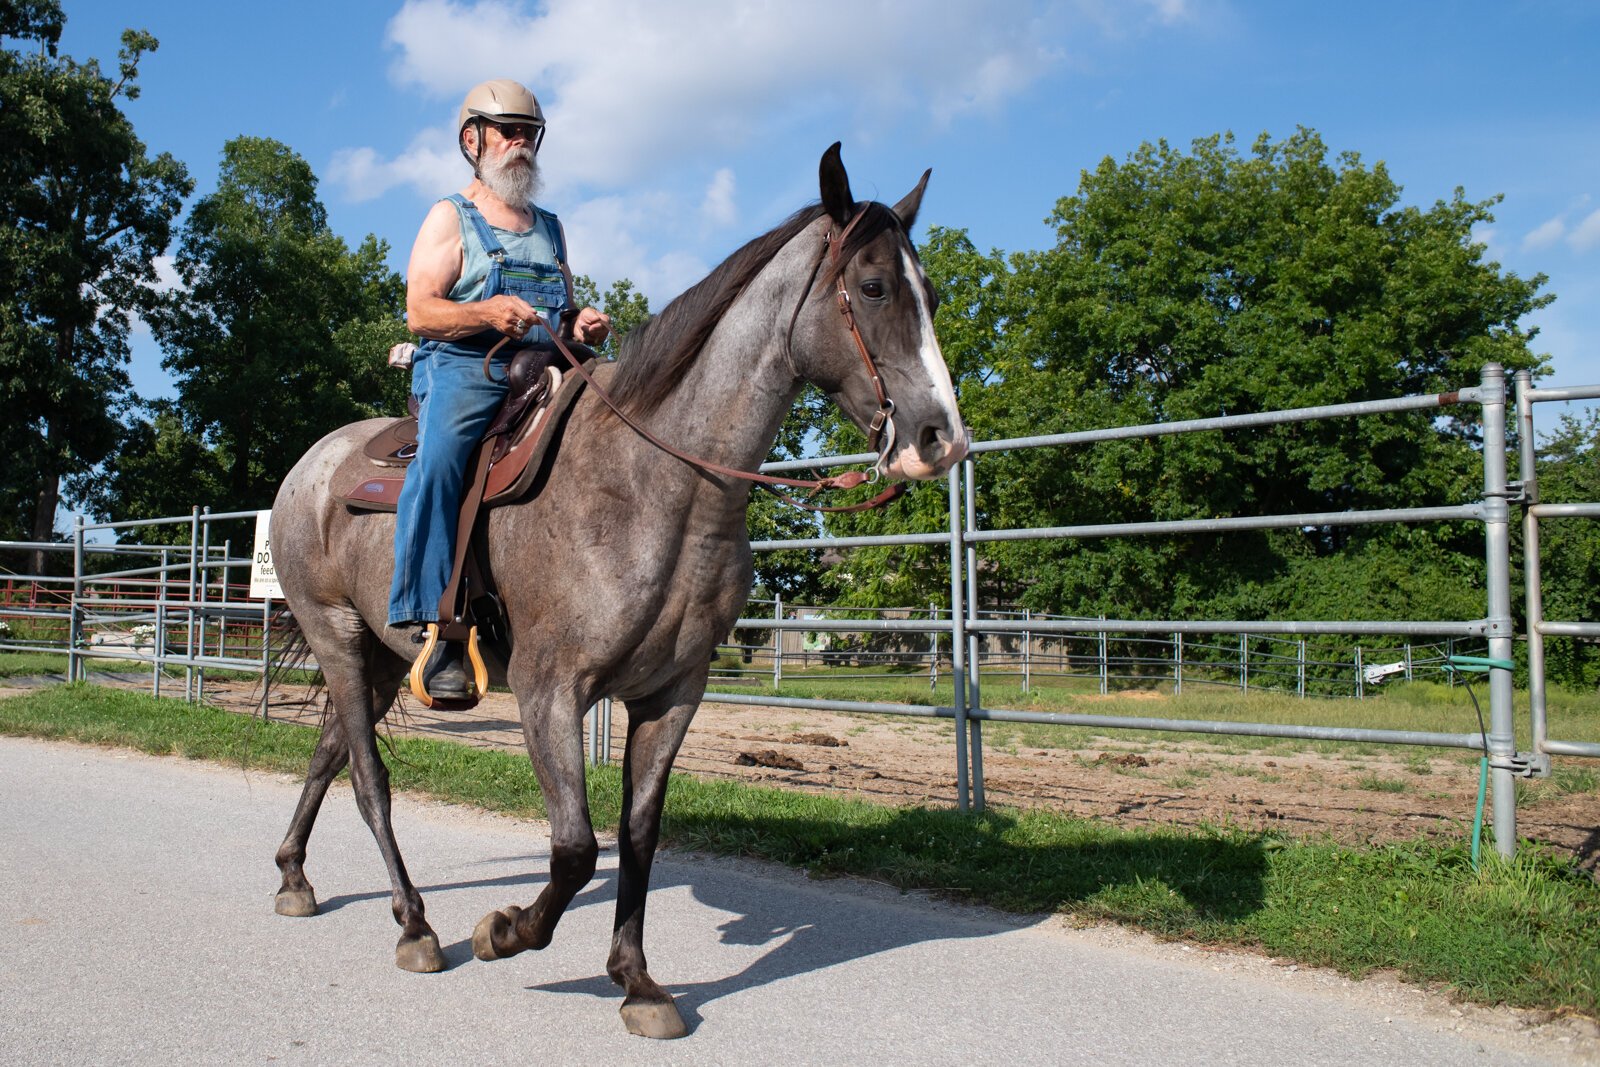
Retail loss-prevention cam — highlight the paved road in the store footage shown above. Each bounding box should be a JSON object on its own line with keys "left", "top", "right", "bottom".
{"left": 1, "top": 737, "right": 1591, "bottom": 1066}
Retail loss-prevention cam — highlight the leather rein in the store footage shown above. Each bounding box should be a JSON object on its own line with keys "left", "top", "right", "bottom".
{"left": 490, "top": 215, "right": 905, "bottom": 514}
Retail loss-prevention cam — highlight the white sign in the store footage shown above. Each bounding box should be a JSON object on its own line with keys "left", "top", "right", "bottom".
{"left": 250, "top": 510, "right": 283, "bottom": 599}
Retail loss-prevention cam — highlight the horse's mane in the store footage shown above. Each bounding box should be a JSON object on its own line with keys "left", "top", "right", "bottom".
{"left": 605, "top": 200, "right": 906, "bottom": 417}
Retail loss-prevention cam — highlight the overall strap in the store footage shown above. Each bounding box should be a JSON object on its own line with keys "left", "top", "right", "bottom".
{"left": 540, "top": 207, "right": 566, "bottom": 264}
{"left": 446, "top": 193, "right": 509, "bottom": 261}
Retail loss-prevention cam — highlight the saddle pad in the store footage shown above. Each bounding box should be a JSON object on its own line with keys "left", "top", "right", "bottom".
{"left": 336, "top": 358, "right": 597, "bottom": 513}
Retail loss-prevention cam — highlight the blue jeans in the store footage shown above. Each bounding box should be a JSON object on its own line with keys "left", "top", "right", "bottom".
{"left": 387, "top": 343, "right": 510, "bottom": 626}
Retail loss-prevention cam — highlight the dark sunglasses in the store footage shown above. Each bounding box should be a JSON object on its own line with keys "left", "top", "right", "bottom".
{"left": 487, "top": 120, "right": 544, "bottom": 147}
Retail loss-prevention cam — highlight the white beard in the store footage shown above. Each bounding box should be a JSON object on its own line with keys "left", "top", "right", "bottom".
{"left": 479, "top": 146, "right": 541, "bottom": 207}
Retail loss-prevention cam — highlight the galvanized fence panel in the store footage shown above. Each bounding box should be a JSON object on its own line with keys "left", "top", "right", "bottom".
{"left": 2, "top": 363, "right": 1595, "bottom": 862}
{"left": 725, "top": 363, "right": 1598, "bottom": 859}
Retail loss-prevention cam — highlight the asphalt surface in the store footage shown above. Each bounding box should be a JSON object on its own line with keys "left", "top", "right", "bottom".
{"left": 1, "top": 736, "right": 1593, "bottom": 1066}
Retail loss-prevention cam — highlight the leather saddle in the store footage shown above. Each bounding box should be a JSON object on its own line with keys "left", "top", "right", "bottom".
{"left": 334, "top": 341, "right": 598, "bottom": 711}
{"left": 337, "top": 341, "right": 596, "bottom": 513}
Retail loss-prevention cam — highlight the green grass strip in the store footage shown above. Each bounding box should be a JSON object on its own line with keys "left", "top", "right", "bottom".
{"left": 3, "top": 683, "right": 1596, "bottom": 1018}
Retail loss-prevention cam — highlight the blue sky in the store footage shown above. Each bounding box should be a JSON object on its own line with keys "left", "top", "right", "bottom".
{"left": 57, "top": 0, "right": 1600, "bottom": 413}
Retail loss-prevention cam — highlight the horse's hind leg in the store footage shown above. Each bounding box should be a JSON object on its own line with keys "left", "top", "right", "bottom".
{"left": 292, "top": 613, "right": 444, "bottom": 972}
{"left": 472, "top": 687, "right": 598, "bottom": 963}
{"left": 272, "top": 668, "right": 405, "bottom": 918}
{"left": 605, "top": 688, "right": 698, "bottom": 1040}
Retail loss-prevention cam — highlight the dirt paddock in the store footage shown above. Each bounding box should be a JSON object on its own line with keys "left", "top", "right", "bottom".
{"left": 182, "top": 678, "right": 1599, "bottom": 879}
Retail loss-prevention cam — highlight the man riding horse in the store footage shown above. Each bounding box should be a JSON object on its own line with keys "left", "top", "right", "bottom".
{"left": 389, "top": 78, "right": 612, "bottom": 699}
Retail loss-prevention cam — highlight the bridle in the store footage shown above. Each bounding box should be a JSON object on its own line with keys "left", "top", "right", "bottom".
{"left": 825, "top": 208, "right": 898, "bottom": 476}
{"left": 498, "top": 212, "right": 906, "bottom": 513}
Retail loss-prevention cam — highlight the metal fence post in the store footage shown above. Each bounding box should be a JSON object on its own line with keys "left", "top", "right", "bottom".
{"left": 1098, "top": 620, "right": 1108, "bottom": 695}
{"left": 259, "top": 594, "right": 272, "bottom": 719}
{"left": 1298, "top": 638, "right": 1306, "bottom": 698}
{"left": 1173, "top": 632, "right": 1182, "bottom": 695}
{"left": 1515, "top": 369, "right": 1550, "bottom": 769}
{"left": 1355, "top": 645, "right": 1364, "bottom": 699}
{"left": 154, "top": 548, "right": 167, "bottom": 698}
{"left": 68, "top": 515, "right": 85, "bottom": 684}
{"left": 1480, "top": 363, "right": 1519, "bottom": 859}
{"left": 929, "top": 601, "right": 939, "bottom": 690}
{"left": 185, "top": 507, "right": 198, "bottom": 702}
{"left": 1240, "top": 633, "right": 1249, "bottom": 691}
{"left": 196, "top": 507, "right": 211, "bottom": 704}
{"left": 947, "top": 467, "right": 970, "bottom": 812}
{"left": 221, "top": 537, "right": 231, "bottom": 663}
{"left": 963, "top": 457, "right": 985, "bottom": 812}
{"left": 772, "top": 595, "right": 782, "bottom": 690}
{"left": 1023, "top": 609, "right": 1032, "bottom": 694}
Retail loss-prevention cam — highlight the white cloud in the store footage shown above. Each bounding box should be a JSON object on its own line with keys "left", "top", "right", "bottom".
{"left": 327, "top": 124, "right": 462, "bottom": 203}
{"left": 125, "top": 255, "right": 183, "bottom": 341}
{"left": 1568, "top": 207, "right": 1600, "bottom": 253}
{"left": 700, "top": 168, "right": 736, "bottom": 229}
{"left": 560, "top": 193, "right": 710, "bottom": 306}
{"left": 373, "top": 0, "right": 1127, "bottom": 188}
{"left": 1522, "top": 215, "right": 1566, "bottom": 251}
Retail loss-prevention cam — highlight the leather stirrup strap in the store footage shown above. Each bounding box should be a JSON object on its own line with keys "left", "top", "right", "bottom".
{"left": 436, "top": 440, "right": 496, "bottom": 639}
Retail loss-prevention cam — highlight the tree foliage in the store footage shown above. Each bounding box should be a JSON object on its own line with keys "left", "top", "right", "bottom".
{"left": 0, "top": 3, "right": 190, "bottom": 564}
{"left": 112, "top": 137, "right": 406, "bottom": 519}
{"left": 856, "top": 129, "right": 1554, "bottom": 630}
{"left": 1531, "top": 413, "right": 1600, "bottom": 688}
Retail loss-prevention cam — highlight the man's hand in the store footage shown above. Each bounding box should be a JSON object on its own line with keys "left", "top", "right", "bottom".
{"left": 482, "top": 294, "right": 543, "bottom": 338}
{"left": 573, "top": 306, "right": 611, "bottom": 345}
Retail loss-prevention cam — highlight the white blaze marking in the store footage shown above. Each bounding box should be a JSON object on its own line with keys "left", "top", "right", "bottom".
{"left": 901, "top": 246, "right": 964, "bottom": 437}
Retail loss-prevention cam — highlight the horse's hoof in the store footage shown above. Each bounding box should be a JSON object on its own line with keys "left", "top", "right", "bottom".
{"left": 395, "top": 932, "right": 446, "bottom": 973}
{"left": 471, "top": 906, "right": 523, "bottom": 961}
{"left": 620, "top": 996, "right": 687, "bottom": 1040}
{"left": 274, "top": 889, "right": 318, "bottom": 917}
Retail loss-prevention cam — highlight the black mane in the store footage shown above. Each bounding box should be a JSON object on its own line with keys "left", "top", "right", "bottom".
{"left": 605, "top": 200, "right": 905, "bottom": 417}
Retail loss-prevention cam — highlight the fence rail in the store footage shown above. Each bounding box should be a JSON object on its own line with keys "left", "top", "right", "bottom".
{"left": 2, "top": 364, "right": 1595, "bottom": 861}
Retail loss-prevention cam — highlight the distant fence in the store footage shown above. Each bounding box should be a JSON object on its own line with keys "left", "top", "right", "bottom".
{"left": 713, "top": 603, "right": 1484, "bottom": 699}
{"left": 2, "top": 364, "right": 1595, "bottom": 860}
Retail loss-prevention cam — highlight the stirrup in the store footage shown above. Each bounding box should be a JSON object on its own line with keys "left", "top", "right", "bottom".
{"left": 408, "top": 622, "right": 489, "bottom": 709}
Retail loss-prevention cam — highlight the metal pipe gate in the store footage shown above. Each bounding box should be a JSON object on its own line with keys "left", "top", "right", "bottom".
{"left": 725, "top": 363, "right": 1600, "bottom": 859}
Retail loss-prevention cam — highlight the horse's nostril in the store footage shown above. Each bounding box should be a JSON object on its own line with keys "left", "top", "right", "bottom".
{"left": 918, "top": 424, "right": 942, "bottom": 454}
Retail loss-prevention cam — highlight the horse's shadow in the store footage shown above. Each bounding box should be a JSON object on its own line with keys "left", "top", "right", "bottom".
{"left": 511, "top": 807, "right": 1271, "bottom": 1032}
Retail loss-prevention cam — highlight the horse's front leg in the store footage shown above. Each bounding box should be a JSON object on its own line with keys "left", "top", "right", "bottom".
{"left": 472, "top": 686, "right": 598, "bottom": 961}
{"left": 606, "top": 684, "right": 700, "bottom": 1040}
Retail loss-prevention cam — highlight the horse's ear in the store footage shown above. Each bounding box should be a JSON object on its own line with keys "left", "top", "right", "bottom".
{"left": 892, "top": 169, "right": 932, "bottom": 230}
{"left": 819, "top": 142, "right": 854, "bottom": 227}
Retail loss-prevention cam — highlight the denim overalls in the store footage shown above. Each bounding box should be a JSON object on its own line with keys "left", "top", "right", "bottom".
{"left": 387, "top": 196, "right": 572, "bottom": 626}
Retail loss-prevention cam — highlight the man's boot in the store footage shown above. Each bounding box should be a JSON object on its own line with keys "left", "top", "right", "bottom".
{"left": 409, "top": 626, "right": 471, "bottom": 701}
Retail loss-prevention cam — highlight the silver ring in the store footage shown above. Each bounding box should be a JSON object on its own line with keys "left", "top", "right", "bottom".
{"left": 514, "top": 318, "right": 525, "bottom": 331}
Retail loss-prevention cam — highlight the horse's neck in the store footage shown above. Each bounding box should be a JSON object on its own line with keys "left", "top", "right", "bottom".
{"left": 634, "top": 234, "right": 817, "bottom": 478}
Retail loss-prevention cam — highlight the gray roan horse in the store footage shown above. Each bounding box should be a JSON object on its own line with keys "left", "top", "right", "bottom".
{"left": 268, "top": 144, "right": 967, "bottom": 1039}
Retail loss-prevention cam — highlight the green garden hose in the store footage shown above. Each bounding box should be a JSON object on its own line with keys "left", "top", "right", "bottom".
{"left": 1445, "top": 655, "right": 1514, "bottom": 870}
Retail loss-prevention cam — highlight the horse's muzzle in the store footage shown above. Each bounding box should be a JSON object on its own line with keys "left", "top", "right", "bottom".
{"left": 884, "top": 421, "right": 969, "bottom": 481}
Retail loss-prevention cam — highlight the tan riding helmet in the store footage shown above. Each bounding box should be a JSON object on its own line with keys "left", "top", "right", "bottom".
{"left": 457, "top": 78, "right": 546, "bottom": 168}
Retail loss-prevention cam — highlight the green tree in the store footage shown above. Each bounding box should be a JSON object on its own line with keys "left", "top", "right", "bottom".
{"left": 1532, "top": 413, "right": 1600, "bottom": 689}
{"left": 935, "top": 129, "right": 1551, "bottom": 624}
{"left": 571, "top": 274, "right": 650, "bottom": 360}
{"left": 140, "top": 136, "right": 405, "bottom": 513}
{"left": 0, "top": 3, "right": 191, "bottom": 568}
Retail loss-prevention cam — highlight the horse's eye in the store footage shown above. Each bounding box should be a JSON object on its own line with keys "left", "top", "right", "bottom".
{"left": 860, "top": 280, "right": 886, "bottom": 300}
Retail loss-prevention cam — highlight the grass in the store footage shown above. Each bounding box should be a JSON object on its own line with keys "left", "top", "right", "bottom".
{"left": 3, "top": 682, "right": 1598, "bottom": 1018}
